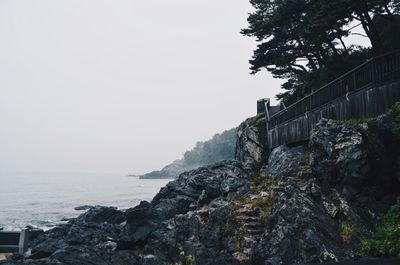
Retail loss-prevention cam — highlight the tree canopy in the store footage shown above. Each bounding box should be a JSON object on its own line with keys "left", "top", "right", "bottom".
{"left": 242, "top": 0, "right": 400, "bottom": 105}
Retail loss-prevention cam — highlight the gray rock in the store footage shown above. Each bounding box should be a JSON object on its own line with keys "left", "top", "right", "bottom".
{"left": 235, "top": 115, "right": 268, "bottom": 169}
{"left": 266, "top": 145, "right": 307, "bottom": 181}
{"left": 309, "top": 119, "right": 369, "bottom": 185}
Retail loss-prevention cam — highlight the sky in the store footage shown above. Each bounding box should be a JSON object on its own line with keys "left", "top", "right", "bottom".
{"left": 0, "top": 0, "right": 284, "bottom": 174}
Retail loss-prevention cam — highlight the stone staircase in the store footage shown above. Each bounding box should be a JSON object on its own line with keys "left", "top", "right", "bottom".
{"left": 232, "top": 203, "right": 265, "bottom": 262}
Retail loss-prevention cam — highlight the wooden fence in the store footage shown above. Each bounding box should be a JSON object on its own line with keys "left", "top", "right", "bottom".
{"left": 266, "top": 50, "right": 400, "bottom": 149}
{"left": 269, "top": 50, "right": 400, "bottom": 128}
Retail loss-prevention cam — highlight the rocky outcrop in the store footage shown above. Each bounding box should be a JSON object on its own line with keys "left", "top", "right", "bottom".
{"left": 119, "top": 160, "right": 251, "bottom": 263}
{"left": 310, "top": 116, "right": 400, "bottom": 196}
{"left": 3, "top": 115, "right": 400, "bottom": 265}
{"left": 235, "top": 114, "right": 268, "bottom": 169}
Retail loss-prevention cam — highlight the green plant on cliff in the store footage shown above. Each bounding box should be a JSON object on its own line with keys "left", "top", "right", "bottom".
{"left": 249, "top": 113, "right": 265, "bottom": 125}
{"left": 249, "top": 173, "right": 279, "bottom": 193}
{"left": 172, "top": 245, "right": 195, "bottom": 265}
{"left": 222, "top": 223, "right": 243, "bottom": 252}
{"left": 251, "top": 194, "right": 276, "bottom": 223}
{"left": 359, "top": 201, "right": 400, "bottom": 257}
{"left": 248, "top": 113, "right": 267, "bottom": 134}
{"left": 340, "top": 219, "right": 357, "bottom": 244}
{"left": 341, "top": 118, "right": 371, "bottom": 127}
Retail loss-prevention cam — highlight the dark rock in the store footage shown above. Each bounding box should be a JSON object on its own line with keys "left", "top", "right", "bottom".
{"left": 118, "top": 201, "right": 161, "bottom": 249}
{"left": 118, "top": 160, "right": 250, "bottom": 253}
{"left": 30, "top": 239, "right": 68, "bottom": 259}
{"left": 74, "top": 205, "right": 93, "bottom": 211}
{"left": 72, "top": 206, "right": 126, "bottom": 225}
{"left": 26, "top": 228, "right": 44, "bottom": 241}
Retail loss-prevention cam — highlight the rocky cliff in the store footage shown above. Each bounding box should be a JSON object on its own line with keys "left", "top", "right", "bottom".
{"left": 3, "top": 112, "right": 400, "bottom": 265}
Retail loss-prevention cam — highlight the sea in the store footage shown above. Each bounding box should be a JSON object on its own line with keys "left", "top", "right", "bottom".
{"left": 0, "top": 171, "right": 171, "bottom": 231}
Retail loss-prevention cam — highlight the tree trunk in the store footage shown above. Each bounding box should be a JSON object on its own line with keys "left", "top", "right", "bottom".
{"left": 355, "top": 10, "right": 383, "bottom": 51}
{"left": 339, "top": 37, "right": 349, "bottom": 54}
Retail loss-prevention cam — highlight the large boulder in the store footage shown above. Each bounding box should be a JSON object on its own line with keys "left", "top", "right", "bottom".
{"left": 118, "top": 201, "right": 161, "bottom": 249}
{"left": 266, "top": 145, "right": 308, "bottom": 181}
{"left": 25, "top": 207, "right": 130, "bottom": 264}
{"left": 74, "top": 206, "right": 126, "bottom": 225}
{"left": 309, "top": 119, "right": 370, "bottom": 185}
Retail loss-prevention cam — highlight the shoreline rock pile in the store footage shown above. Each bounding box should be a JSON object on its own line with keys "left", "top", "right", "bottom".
{"left": 2, "top": 115, "right": 400, "bottom": 265}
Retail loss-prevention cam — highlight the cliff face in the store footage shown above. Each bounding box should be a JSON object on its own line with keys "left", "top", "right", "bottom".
{"left": 235, "top": 114, "right": 268, "bottom": 170}
{"left": 4, "top": 114, "right": 400, "bottom": 265}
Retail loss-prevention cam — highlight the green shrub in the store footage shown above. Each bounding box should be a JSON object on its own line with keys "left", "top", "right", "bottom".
{"left": 251, "top": 195, "right": 275, "bottom": 223}
{"left": 340, "top": 219, "right": 356, "bottom": 244}
{"left": 249, "top": 173, "right": 278, "bottom": 192}
{"left": 342, "top": 119, "right": 368, "bottom": 127}
{"left": 359, "top": 201, "right": 400, "bottom": 257}
{"left": 249, "top": 113, "right": 265, "bottom": 126}
{"left": 221, "top": 223, "right": 242, "bottom": 252}
{"left": 172, "top": 245, "right": 195, "bottom": 265}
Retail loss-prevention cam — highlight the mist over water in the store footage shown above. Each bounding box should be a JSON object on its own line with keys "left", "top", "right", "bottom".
{"left": 0, "top": 171, "right": 170, "bottom": 231}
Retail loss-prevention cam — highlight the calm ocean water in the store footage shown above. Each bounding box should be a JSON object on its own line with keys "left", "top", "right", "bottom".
{"left": 0, "top": 171, "right": 171, "bottom": 231}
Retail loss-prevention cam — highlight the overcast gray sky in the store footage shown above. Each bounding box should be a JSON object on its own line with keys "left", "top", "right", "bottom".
{"left": 0, "top": 0, "right": 284, "bottom": 174}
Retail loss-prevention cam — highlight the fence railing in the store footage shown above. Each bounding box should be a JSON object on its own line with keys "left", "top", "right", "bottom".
{"left": 268, "top": 50, "right": 400, "bottom": 128}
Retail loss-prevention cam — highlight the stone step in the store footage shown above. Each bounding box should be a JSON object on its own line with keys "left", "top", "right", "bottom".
{"left": 236, "top": 209, "right": 260, "bottom": 217}
{"left": 236, "top": 215, "right": 259, "bottom": 222}
{"left": 242, "top": 247, "right": 252, "bottom": 255}
{"left": 242, "top": 235, "right": 256, "bottom": 243}
{"left": 232, "top": 251, "right": 250, "bottom": 262}
{"left": 243, "top": 223, "right": 264, "bottom": 230}
{"left": 245, "top": 228, "right": 264, "bottom": 235}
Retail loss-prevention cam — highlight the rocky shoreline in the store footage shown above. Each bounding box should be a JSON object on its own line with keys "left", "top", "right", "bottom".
{"left": 2, "top": 114, "right": 400, "bottom": 265}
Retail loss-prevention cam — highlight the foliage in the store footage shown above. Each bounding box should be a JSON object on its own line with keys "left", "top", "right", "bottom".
{"left": 359, "top": 201, "right": 400, "bottom": 257}
{"left": 340, "top": 219, "right": 356, "bottom": 244}
{"left": 341, "top": 118, "right": 370, "bottom": 127}
{"left": 171, "top": 245, "right": 195, "bottom": 265}
{"left": 296, "top": 164, "right": 312, "bottom": 178}
{"left": 249, "top": 113, "right": 266, "bottom": 128}
{"left": 389, "top": 102, "right": 400, "bottom": 137}
{"left": 242, "top": 0, "right": 400, "bottom": 105}
{"left": 222, "top": 223, "right": 242, "bottom": 252}
{"left": 249, "top": 172, "right": 279, "bottom": 193}
{"left": 250, "top": 194, "right": 276, "bottom": 223}
{"left": 183, "top": 127, "right": 237, "bottom": 166}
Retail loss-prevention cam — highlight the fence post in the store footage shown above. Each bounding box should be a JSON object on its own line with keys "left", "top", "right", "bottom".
{"left": 372, "top": 58, "right": 377, "bottom": 84}
{"left": 18, "top": 229, "right": 29, "bottom": 254}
